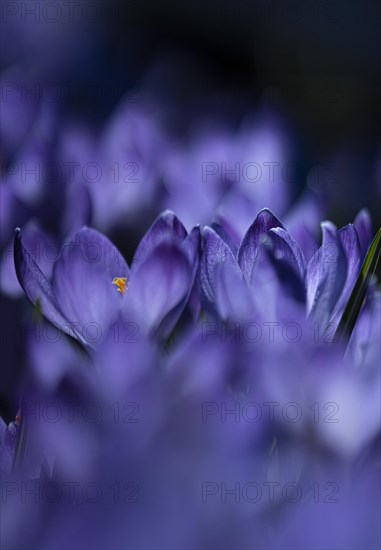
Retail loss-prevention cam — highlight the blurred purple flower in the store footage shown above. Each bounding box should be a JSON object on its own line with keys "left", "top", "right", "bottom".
{"left": 160, "top": 111, "right": 298, "bottom": 238}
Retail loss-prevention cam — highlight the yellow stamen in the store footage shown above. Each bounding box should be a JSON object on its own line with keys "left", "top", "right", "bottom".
{"left": 112, "top": 277, "right": 127, "bottom": 295}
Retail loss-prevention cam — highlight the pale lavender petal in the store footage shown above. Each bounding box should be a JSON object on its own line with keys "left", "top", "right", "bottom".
{"left": 124, "top": 241, "right": 193, "bottom": 337}
{"left": 338, "top": 223, "right": 361, "bottom": 296}
{"left": 53, "top": 227, "right": 128, "bottom": 338}
{"left": 199, "top": 226, "right": 241, "bottom": 314}
{"left": 306, "top": 221, "right": 347, "bottom": 325}
{"left": 215, "top": 263, "right": 255, "bottom": 322}
{"left": 354, "top": 208, "right": 372, "bottom": 258}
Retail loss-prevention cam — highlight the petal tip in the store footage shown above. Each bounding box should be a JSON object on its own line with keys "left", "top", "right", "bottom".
{"left": 258, "top": 207, "right": 275, "bottom": 217}
{"left": 321, "top": 220, "right": 336, "bottom": 230}
{"left": 161, "top": 209, "right": 176, "bottom": 217}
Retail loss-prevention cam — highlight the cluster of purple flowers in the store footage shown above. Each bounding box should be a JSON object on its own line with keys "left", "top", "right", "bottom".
{"left": 1, "top": 82, "right": 380, "bottom": 549}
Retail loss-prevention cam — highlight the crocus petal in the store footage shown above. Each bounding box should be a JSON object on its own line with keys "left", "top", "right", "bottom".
{"left": 53, "top": 227, "right": 128, "bottom": 340}
{"left": 2, "top": 225, "right": 55, "bottom": 298}
{"left": 183, "top": 225, "right": 201, "bottom": 280}
{"left": 97, "top": 314, "right": 157, "bottom": 397}
{"left": 215, "top": 263, "right": 255, "bottom": 322}
{"left": 210, "top": 221, "right": 239, "bottom": 256}
{"left": 346, "top": 286, "right": 381, "bottom": 370}
{"left": 354, "top": 208, "right": 372, "bottom": 258}
{"left": 338, "top": 223, "right": 361, "bottom": 296}
{"left": 14, "top": 228, "right": 79, "bottom": 341}
{"left": 306, "top": 221, "right": 347, "bottom": 325}
{"left": 267, "top": 227, "right": 306, "bottom": 280}
{"left": 266, "top": 227, "right": 306, "bottom": 303}
{"left": 238, "top": 208, "right": 283, "bottom": 284}
{"left": 131, "top": 210, "right": 187, "bottom": 269}
{"left": 124, "top": 240, "right": 193, "bottom": 337}
{"left": 199, "top": 226, "right": 241, "bottom": 315}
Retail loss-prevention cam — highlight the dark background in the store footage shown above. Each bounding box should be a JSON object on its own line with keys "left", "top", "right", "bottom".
{"left": 80, "top": 0, "right": 380, "bottom": 228}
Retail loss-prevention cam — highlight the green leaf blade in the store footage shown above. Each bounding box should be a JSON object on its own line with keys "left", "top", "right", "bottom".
{"left": 335, "top": 227, "right": 381, "bottom": 343}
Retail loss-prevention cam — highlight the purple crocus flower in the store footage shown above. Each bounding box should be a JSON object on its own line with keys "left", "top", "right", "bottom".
{"left": 14, "top": 211, "right": 199, "bottom": 347}
{"left": 0, "top": 98, "right": 57, "bottom": 246}
{"left": 0, "top": 97, "right": 92, "bottom": 286}
{"left": 75, "top": 102, "right": 169, "bottom": 233}
{"left": 199, "top": 207, "right": 306, "bottom": 322}
{"left": 199, "top": 206, "right": 380, "bottom": 459}
{"left": 199, "top": 207, "right": 368, "bottom": 333}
